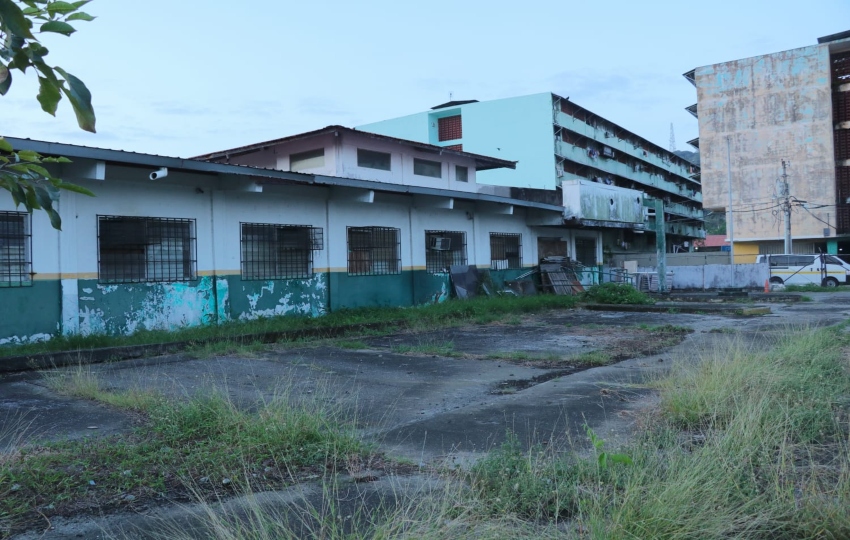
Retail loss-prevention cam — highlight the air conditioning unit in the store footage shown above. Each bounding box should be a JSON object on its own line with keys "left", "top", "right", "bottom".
{"left": 429, "top": 237, "right": 452, "bottom": 250}
{"left": 602, "top": 146, "right": 615, "bottom": 158}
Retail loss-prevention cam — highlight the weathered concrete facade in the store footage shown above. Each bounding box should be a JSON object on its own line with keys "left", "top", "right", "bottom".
{"left": 0, "top": 133, "right": 594, "bottom": 345}
{"left": 691, "top": 33, "right": 850, "bottom": 257}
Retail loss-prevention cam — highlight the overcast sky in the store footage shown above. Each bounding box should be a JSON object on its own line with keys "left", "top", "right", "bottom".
{"left": 2, "top": 0, "right": 848, "bottom": 158}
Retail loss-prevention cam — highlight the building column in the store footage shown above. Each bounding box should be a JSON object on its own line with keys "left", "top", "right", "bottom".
{"left": 827, "top": 239, "right": 838, "bottom": 254}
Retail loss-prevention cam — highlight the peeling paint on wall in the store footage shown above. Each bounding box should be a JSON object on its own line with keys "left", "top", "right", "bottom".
{"left": 0, "top": 333, "right": 52, "bottom": 346}
{"left": 232, "top": 273, "right": 328, "bottom": 321}
{"left": 76, "top": 277, "right": 217, "bottom": 336}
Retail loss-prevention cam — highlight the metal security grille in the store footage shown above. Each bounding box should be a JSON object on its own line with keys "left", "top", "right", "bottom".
{"left": 489, "top": 233, "right": 521, "bottom": 270}
{"left": 98, "top": 216, "right": 197, "bottom": 283}
{"left": 438, "top": 115, "right": 462, "bottom": 141}
{"left": 574, "top": 237, "right": 597, "bottom": 267}
{"left": 347, "top": 226, "right": 401, "bottom": 276}
{"left": 241, "top": 223, "right": 323, "bottom": 279}
{"left": 0, "top": 212, "right": 31, "bottom": 286}
{"left": 425, "top": 230, "right": 467, "bottom": 273}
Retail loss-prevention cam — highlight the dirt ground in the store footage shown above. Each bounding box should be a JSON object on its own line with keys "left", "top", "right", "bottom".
{"left": 4, "top": 293, "right": 850, "bottom": 538}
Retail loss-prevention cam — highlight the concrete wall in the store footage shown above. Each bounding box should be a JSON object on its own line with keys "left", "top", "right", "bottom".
{"left": 562, "top": 179, "right": 644, "bottom": 224}
{"left": 696, "top": 43, "right": 836, "bottom": 241}
{"left": 666, "top": 263, "right": 769, "bottom": 290}
{"left": 611, "top": 252, "right": 736, "bottom": 268}
{"left": 0, "top": 156, "right": 562, "bottom": 343}
{"left": 360, "top": 93, "right": 558, "bottom": 190}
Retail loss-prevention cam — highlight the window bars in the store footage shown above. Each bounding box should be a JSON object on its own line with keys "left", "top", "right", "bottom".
{"left": 425, "top": 230, "right": 467, "bottom": 273}
{"left": 98, "top": 216, "right": 197, "bottom": 283}
{"left": 241, "top": 223, "right": 323, "bottom": 279}
{"left": 0, "top": 212, "right": 31, "bottom": 286}
{"left": 347, "top": 226, "right": 401, "bottom": 276}
{"left": 489, "top": 233, "right": 521, "bottom": 270}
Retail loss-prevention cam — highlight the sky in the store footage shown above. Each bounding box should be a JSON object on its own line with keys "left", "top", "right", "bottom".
{"left": 2, "top": 0, "right": 849, "bottom": 158}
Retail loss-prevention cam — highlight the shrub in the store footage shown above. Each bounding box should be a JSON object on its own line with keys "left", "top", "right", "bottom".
{"left": 580, "top": 283, "right": 654, "bottom": 305}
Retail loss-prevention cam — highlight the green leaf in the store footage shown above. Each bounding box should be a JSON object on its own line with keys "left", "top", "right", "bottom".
{"left": 59, "top": 181, "right": 94, "bottom": 196}
{"left": 46, "top": 206, "right": 62, "bottom": 230}
{"left": 16, "top": 149, "right": 41, "bottom": 162}
{"left": 9, "top": 180, "right": 28, "bottom": 207}
{"left": 33, "top": 185, "right": 54, "bottom": 209}
{"left": 70, "top": 0, "right": 91, "bottom": 8}
{"left": 0, "top": 64, "right": 11, "bottom": 95}
{"left": 25, "top": 164, "right": 51, "bottom": 178}
{"left": 36, "top": 75, "right": 61, "bottom": 115}
{"left": 0, "top": 138, "right": 11, "bottom": 153}
{"left": 40, "top": 20, "right": 76, "bottom": 35}
{"left": 65, "top": 11, "right": 94, "bottom": 21}
{"left": 0, "top": 0, "right": 36, "bottom": 39}
{"left": 25, "top": 186, "right": 40, "bottom": 209}
{"left": 46, "top": 1, "right": 77, "bottom": 16}
{"left": 55, "top": 67, "right": 95, "bottom": 132}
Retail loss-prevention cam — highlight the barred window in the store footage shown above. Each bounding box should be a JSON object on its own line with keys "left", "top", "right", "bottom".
{"left": 455, "top": 165, "right": 468, "bottom": 182}
{"left": 438, "top": 115, "right": 462, "bottom": 141}
{"left": 0, "top": 212, "right": 31, "bottom": 286}
{"left": 489, "top": 233, "right": 522, "bottom": 270}
{"left": 241, "top": 223, "right": 323, "bottom": 279}
{"left": 98, "top": 216, "right": 196, "bottom": 283}
{"left": 425, "top": 230, "right": 466, "bottom": 273}
{"left": 347, "top": 226, "right": 401, "bottom": 276}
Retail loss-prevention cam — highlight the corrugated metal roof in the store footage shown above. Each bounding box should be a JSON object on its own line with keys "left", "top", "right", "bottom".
{"left": 3, "top": 136, "right": 561, "bottom": 214}
{"left": 191, "top": 125, "right": 516, "bottom": 171}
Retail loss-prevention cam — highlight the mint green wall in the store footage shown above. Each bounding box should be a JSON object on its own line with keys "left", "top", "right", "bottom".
{"left": 329, "top": 271, "right": 414, "bottom": 311}
{"left": 412, "top": 271, "right": 451, "bottom": 304}
{"left": 0, "top": 281, "right": 60, "bottom": 344}
{"left": 359, "top": 93, "right": 559, "bottom": 190}
{"left": 76, "top": 277, "right": 217, "bottom": 335}
{"left": 488, "top": 268, "right": 529, "bottom": 289}
{"left": 224, "top": 274, "right": 328, "bottom": 320}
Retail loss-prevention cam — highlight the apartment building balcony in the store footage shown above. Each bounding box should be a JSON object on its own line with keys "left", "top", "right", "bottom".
{"left": 555, "top": 141, "right": 702, "bottom": 203}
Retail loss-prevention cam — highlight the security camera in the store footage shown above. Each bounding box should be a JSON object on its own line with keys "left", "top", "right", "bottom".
{"left": 149, "top": 167, "right": 168, "bottom": 180}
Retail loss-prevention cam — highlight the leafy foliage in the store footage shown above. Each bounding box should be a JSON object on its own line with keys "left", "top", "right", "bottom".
{"left": 580, "top": 282, "right": 654, "bottom": 305}
{"left": 1, "top": 0, "right": 97, "bottom": 229}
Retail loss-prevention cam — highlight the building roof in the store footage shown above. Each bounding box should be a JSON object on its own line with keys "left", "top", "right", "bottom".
{"left": 431, "top": 100, "right": 479, "bottom": 110}
{"left": 3, "top": 136, "right": 560, "bottom": 214}
{"left": 699, "top": 234, "right": 730, "bottom": 248}
{"left": 192, "top": 125, "right": 515, "bottom": 171}
{"left": 818, "top": 30, "right": 850, "bottom": 44}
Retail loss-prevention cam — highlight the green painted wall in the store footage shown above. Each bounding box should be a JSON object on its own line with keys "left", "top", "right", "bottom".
{"left": 76, "top": 277, "right": 216, "bottom": 335}
{"left": 0, "top": 281, "right": 60, "bottom": 343}
{"left": 329, "top": 271, "right": 414, "bottom": 311}
{"left": 224, "top": 273, "right": 328, "bottom": 320}
{"left": 412, "top": 271, "right": 451, "bottom": 304}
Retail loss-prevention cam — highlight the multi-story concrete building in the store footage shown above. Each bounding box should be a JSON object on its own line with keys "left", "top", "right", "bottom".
{"left": 359, "top": 93, "right": 704, "bottom": 265}
{"left": 686, "top": 30, "right": 850, "bottom": 261}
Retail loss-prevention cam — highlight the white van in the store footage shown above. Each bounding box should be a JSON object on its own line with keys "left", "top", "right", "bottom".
{"left": 756, "top": 254, "right": 848, "bottom": 287}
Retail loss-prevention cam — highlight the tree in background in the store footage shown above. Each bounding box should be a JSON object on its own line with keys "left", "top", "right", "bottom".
{"left": 0, "top": 0, "right": 96, "bottom": 229}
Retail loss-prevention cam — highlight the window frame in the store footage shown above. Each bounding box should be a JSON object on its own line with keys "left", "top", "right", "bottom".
{"left": 425, "top": 230, "right": 467, "bottom": 273}
{"left": 489, "top": 233, "right": 522, "bottom": 270}
{"left": 0, "top": 211, "right": 32, "bottom": 287}
{"left": 413, "top": 158, "right": 442, "bottom": 179}
{"left": 240, "top": 223, "right": 324, "bottom": 280}
{"left": 356, "top": 148, "right": 392, "bottom": 171}
{"left": 347, "top": 226, "right": 401, "bottom": 276}
{"left": 289, "top": 148, "right": 325, "bottom": 172}
{"left": 455, "top": 165, "right": 469, "bottom": 183}
{"left": 97, "top": 215, "right": 197, "bottom": 284}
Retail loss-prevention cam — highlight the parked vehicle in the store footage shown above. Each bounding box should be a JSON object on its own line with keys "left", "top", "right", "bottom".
{"left": 756, "top": 254, "right": 848, "bottom": 287}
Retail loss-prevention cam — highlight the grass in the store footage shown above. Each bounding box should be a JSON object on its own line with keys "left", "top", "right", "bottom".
{"left": 569, "top": 350, "right": 612, "bottom": 365}
{"left": 392, "top": 340, "right": 457, "bottom": 357}
{"left": 464, "top": 325, "right": 850, "bottom": 538}
{"left": 580, "top": 283, "right": 654, "bottom": 305}
{"left": 484, "top": 351, "right": 562, "bottom": 363}
{"left": 0, "top": 368, "right": 371, "bottom": 536}
{"left": 0, "top": 294, "right": 580, "bottom": 359}
{"left": 785, "top": 283, "right": 846, "bottom": 292}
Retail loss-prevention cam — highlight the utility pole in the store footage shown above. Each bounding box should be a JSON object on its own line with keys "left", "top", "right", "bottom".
{"left": 780, "top": 160, "right": 792, "bottom": 253}
{"left": 726, "top": 136, "right": 734, "bottom": 267}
